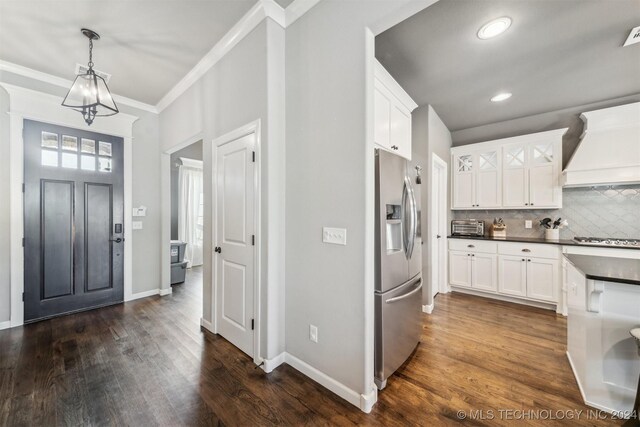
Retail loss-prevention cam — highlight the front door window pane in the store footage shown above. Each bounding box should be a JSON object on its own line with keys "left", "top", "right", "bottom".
{"left": 61, "top": 153, "right": 77, "bottom": 169}
{"left": 81, "top": 155, "right": 96, "bottom": 171}
{"left": 98, "top": 157, "right": 112, "bottom": 172}
{"left": 81, "top": 139, "right": 96, "bottom": 154}
{"left": 99, "top": 141, "right": 112, "bottom": 157}
{"left": 41, "top": 150, "right": 58, "bottom": 167}
{"left": 41, "top": 132, "right": 58, "bottom": 149}
{"left": 62, "top": 135, "right": 78, "bottom": 151}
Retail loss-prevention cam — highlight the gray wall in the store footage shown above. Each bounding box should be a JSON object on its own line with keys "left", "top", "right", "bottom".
{"left": 0, "top": 71, "right": 163, "bottom": 323}
{"left": 170, "top": 141, "right": 203, "bottom": 240}
{"left": 452, "top": 185, "right": 640, "bottom": 240}
{"left": 0, "top": 87, "right": 10, "bottom": 322}
{"left": 159, "top": 19, "right": 286, "bottom": 359}
{"left": 285, "top": 0, "right": 435, "bottom": 396}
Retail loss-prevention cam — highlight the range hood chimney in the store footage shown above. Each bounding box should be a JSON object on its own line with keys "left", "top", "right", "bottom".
{"left": 563, "top": 102, "right": 640, "bottom": 187}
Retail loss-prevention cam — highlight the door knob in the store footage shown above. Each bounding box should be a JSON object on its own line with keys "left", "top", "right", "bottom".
{"left": 214, "top": 246, "right": 222, "bottom": 254}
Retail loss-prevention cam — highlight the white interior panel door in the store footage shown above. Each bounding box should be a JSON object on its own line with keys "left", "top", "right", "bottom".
{"left": 215, "top": 132, "right": 255, "bottom": 357}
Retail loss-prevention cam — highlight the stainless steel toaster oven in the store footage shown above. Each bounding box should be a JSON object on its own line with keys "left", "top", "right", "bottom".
{"left": 451, "top": 219, "right": 484, "bottom": 237}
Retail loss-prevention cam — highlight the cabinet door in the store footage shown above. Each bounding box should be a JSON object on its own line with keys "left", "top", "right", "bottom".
{"left": 452, "top": 154, "right": 475, "bottom": 208}
{"left": 502, "top": 145, "right": 528, "bottom": 207}
{"left": 390, "top": 104, "right": 411, "bottom": 160}
{"left": 476, "top": 150, "right": 501, "bottom": 208}
{"left": 498, "top": 255, "right": 527, "bottom": 297}
{"left": 472, "top": 253, "right": 497, "bottom": 292}
{"left": 526, "top": 258, "right": 558, "bottom": 302}
{"left": 529, "top": 142, "right": 557, "bottom": 207}
{"left": 449, "top": 251, "right": 471, "bottom": 288}
{"left": 374, "top": 86, "right": 391, "bottom": 151}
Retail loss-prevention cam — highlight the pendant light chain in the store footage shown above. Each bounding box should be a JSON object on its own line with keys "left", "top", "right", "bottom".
{"left": 88, "top": 38, "right": 94, "bottom": 70}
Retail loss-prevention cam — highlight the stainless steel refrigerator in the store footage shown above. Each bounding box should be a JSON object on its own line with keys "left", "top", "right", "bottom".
{"left": 374, "top": 148, "right": 422, "bottom": 390}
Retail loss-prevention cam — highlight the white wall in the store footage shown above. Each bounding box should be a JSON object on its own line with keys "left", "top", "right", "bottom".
{"left": 284, "top": 0, "right": 436, "bottom": 398}
{"left": 159, "top": 19, "right": 286, "bottom": 359}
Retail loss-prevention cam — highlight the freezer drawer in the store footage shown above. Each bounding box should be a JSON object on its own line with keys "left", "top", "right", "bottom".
{"left": 374, "top": 274, "right": 422, "bottom": 389}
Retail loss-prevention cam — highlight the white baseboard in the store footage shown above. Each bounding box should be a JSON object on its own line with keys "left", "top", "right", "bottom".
{"left": 159, "top": 288, "right": 173, "bottom": 296}
{"left": 126, "top": 288, "right": 160, "bottom": 301}
{"left": 422, "top": 303, "right": 434, "bottom": 314}
{"left": 284, "top": 352, "right": 377, "bottom": 413}
{"left": 0, "top": 320, "right": 11, "bottom": 330}
{"left": 200, "top": 318, "right": 214, "bottom": 333}
{"left": 262, "top": 352, "right": 286, "bottom": 373}
{"left": 450, "top": 286, "right": 557, "bottom": 311}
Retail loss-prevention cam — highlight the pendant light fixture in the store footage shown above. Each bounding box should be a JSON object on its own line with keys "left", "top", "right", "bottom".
{"left": 62, "top": 28, "right": 118, "bottom": 125}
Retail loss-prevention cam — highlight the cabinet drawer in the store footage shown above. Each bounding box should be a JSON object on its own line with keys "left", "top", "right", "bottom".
{"left": 449, "top": 239, "right": 497, "bottom": 254}
{"left": 497, "top": 242, "right": 559, "bottom": 259}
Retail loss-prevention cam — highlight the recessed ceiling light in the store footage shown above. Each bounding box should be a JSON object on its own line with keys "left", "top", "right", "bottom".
{"left": 477, "top": 17, "right": 512, "bottom": 40}
{"left": 491, "top": 92, "right": 512, "bottom": 102}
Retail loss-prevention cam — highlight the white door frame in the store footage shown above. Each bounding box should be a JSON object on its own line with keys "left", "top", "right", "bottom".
{"left": 211, "top": 119, "right": 262, "bottom": 366}
{"left": 1, "top": 83, "right": 138, "bottom": 329}
{"left": 160, "top": 132, "right": 204, "bottom": 299}
{"left": 431, "top": 153, "right": 449, "bottom": 298}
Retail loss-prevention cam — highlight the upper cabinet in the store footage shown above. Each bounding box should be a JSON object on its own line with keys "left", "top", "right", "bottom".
{"left": 452, "top": 129, "right": 566, "bottom": 210}
{"left": 374, "top": 60, "right": 418, "bottom": 160}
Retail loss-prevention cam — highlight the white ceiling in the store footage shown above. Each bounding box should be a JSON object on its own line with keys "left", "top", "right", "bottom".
{"left": 0, "top": 0, "right": 262, "bottom": 105}
{"left": 376, "top": 0, "right": 640, "bottom": 136}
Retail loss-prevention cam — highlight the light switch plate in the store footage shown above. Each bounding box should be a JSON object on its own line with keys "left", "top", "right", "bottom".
{"left": 309, "top": 325, "right": 318, "bottom": 343}
{"left": 323, "top": 227, "right": 347, "bottom": 245}
{"left": 132, "top": 221, "right": 143, "bottom": 230}
{"left": 525, "top": 220, "right": 532, "bottom": 229}
{"left": 132, "top": 206, "right": 147, "bottom": 217}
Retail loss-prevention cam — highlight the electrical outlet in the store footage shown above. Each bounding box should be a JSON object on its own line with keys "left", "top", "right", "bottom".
{"left": 323, "top": 227, "right": 347, "bottom": 245}
{"left": 132, "top": 221, "right": 143, "bottom": 230}
{"left": 309, "top": 324, "right": 318, "bottom": 343}
{"left": 525, "top": 220, "right": 532, "bottom": 229}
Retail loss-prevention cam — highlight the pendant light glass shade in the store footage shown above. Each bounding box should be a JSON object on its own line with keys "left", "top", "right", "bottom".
{"left": 62, "top": 29, "right": 118, "bottom": 125}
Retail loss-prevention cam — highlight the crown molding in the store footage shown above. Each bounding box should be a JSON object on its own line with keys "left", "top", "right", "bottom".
{"left": 0, "top": 60, "right": 158, "bottom": 114}
{"left": 285, "top": 0, "right": 322, "bottom": 27}
{"left": 0, "top": 0, "right": 322, "bottom": 115}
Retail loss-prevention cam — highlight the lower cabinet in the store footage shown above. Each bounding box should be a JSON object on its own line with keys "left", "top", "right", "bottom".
{"left": 449, "top": 239, "right": 560, "bottom": 306}
{"left": 449, "top": 250, "right": 497, "bottom": 292}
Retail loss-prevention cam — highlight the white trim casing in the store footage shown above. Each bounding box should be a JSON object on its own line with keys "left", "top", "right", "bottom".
{"left": 0, "top": 321, "right": 11, "bottom": 331}
{"left": 262, "top": 352, "right": 286, "bottom": 373}
{"left": 212, "top": 120, "right": 263, "bottom": 366}
{"left": 285, "top": 0, "right": 322, "bottom": 26}
{"left": 0, "top": 82, "right": 138, "bottom": 327}
{"left": 128, "top": 289, "right": 161, "bottom": 301}
{"left": 200, "top": 317, "right": 214, "bottom": 333}
{"left": 422, "top": 303, "right": 434, "bottom": 314}
{"left": 0, "top": 60, "right": 157, "bottom": 113}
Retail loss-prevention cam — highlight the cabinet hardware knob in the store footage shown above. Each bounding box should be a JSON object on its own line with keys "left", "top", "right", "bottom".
{"left": 525, "top": 203, "right": 529, "bottom": 206}
{"left": 522, "top": 259, "right": 525, "bottom": 261}
{"left": 468, "top": 245, "right": 475, "bottom": 248}
{"left": 522, "top": 249, "right": 531, "bottom": 252}
{"left": 527, "top": 259, "right": 531, "bottom": 262}
{"left": 530, "top": 203, "right": 534, "bottom": 206}
{"left": 214, "top": 246, "right": 222, "bottom": 253}
{"left": 472, "top": 254, "right": 475, "bottom": 257}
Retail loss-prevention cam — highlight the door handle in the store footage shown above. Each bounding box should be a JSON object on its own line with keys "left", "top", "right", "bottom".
{"left": 214, "top": 246, "right": 222, "bottom": 254}
{"left": 109, "top": 237, "right": 124, "bottom": 243}
{"left": 385, "top": 280, "right": 422, "bottom": 304}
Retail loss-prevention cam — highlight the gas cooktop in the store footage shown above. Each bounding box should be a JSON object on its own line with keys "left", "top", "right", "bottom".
{"left": 573, "top": 237, "right": 640, "bottom": 247}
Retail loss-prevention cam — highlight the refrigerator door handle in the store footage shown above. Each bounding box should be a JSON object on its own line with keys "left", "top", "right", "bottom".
{"left": 405, "top": 178, "right": 417, "bottom": 259}
{"left": 401, "top": 179, "right": 410, "bottom": 258}
{"left": 385, "top": 280, "right": 423, "bottom": 304}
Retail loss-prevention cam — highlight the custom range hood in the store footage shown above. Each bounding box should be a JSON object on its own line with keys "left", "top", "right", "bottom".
{"left": 563, "top": 102, "right": 640, "bottom": 187}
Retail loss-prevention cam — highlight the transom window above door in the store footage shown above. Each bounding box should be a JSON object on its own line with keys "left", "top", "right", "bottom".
{"left": 40, "top": 131, "right": 112, "bottom": 172}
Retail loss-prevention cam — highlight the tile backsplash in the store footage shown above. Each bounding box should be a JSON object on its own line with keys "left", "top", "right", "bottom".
{"left": 452, "top": 185, "right": 640, "bottom": 239}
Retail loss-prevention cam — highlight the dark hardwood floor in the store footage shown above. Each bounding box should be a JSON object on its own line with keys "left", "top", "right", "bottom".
{"left": 0, "top": 271, "right": 621, "bottom": 426}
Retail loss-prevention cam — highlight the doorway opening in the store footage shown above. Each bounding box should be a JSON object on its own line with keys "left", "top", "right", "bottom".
{"left": 429, "top": 153, "right": 448, "bottom": 311}
{"left": 170, "top": 140, "right": 204, "bottom": 319}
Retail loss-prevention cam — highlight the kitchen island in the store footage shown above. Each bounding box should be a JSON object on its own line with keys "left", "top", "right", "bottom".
{"left": 564, "top": 253, "right": 640, "bottom": 417}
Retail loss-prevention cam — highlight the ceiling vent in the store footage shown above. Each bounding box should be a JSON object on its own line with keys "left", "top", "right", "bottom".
{"left": 74, "top": 63, "right": 111, "bottom": 83}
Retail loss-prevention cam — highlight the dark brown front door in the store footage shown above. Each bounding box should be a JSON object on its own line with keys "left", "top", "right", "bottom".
{"left": 23, "top": 119, "right": 124, "bottom": 322}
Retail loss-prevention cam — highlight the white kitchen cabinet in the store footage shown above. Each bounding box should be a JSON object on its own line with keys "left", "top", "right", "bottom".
{"left": 472, "top": 253, "right": 498, "bottom": 292}
{"left": 498, "top": 255, "right": 527, "bottom": 297}
{"left": 449, "top": 251, "right": 472, "bottom": 287}
{"left": 452, "top": 149, "right": 501, "bottom": 209}
{"left": 450, "top": 239, "right": 561, "bottom": 308}
{"left": 373, "top": 60, "right": 417, "bottom": 160}
{"left": 526, "top": 258, "right": 558, "bottom": 302}
{"left": 448, "top": 249, "right": 497, "bottom": 292}
{"left": 451, "top": 129, "right": 565, "bottom": 210}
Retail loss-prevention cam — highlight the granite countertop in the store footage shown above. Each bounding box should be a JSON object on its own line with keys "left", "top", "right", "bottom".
{"left": 447, "top": 234, "right": 576, "bottom": 246}
{"left": 564, "top": 254, "right": 640, "bottom": 286}
{"left": 447, "top": 234, "right": 640, "bottom": 250}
